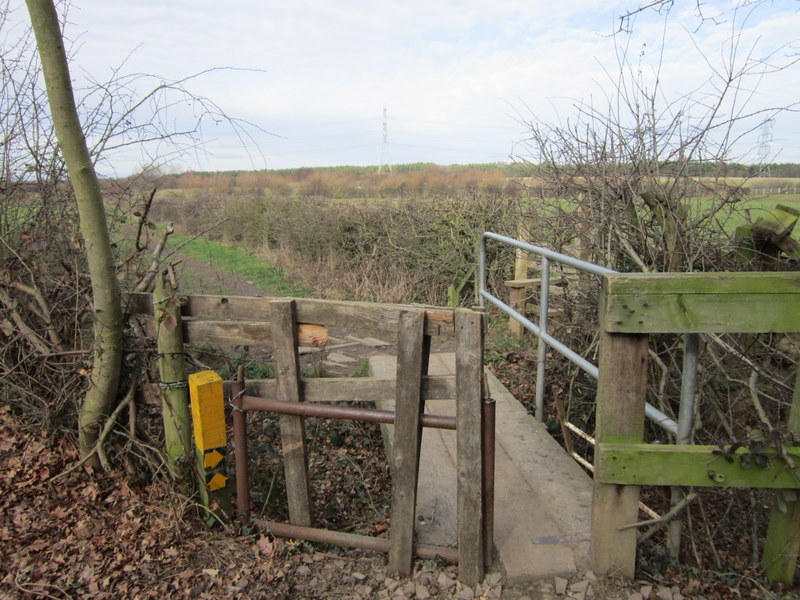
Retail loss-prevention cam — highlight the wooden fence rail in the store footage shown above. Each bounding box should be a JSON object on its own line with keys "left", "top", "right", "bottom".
{"left": 591, "top": 272, "right": 800, "bottom": 583}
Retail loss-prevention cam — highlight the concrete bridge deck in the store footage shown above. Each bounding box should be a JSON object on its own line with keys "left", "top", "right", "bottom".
{"left": 370, "top": 352, "right": 593, "bottom": 583}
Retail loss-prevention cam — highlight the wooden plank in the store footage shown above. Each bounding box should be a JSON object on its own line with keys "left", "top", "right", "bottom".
{"left": 606, "top": 272, "right": 800, "bottom": 296}
{"left": 388, "top": 310, "right": 426, "bottom": 576}
{"left": 142, "top": 319, "right": 326, "bottom": 347}
{"left": 596, "top": 443, "right": 800, "bottom": 489}
{"left": 272, "top": 299, "right": 313, "bottom": 527}
{"left": 606, "top": 294, "right": 800, "bottom": 333}
{"left": 298, "top": 298, "right": 453, "bottom": 337}
{"left": 603, "top": 273, "right": 800, "bottom": 334}
{"left": 763, "top": 368, "right": 800, "bottom": 583}
{"left": 140, "top": 375, "right": 458, "bottom": 406}
{"left": 129, "top": 292, "right": 455, "bottom": 337}
{"left": 591, "top": 283, "right": 649, "bottom": 579}
{"left": 184, "top": 320, "right": 271, "bottom": 345}
{"left": 128, "top": 292, "right": 268, "bottom": 320}
{"left": 504, "top": 278, "right": 542, "bottom": 289}
{"left": 456, "top": 308, "right": 485, "bottom": 587}
{"left": 504, "top": 278, "right": 566, "bottom": 289}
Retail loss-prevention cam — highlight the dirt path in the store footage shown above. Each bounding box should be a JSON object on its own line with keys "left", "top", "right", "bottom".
{"left": 172, "top": 252, "right": 277, "bottom": 297}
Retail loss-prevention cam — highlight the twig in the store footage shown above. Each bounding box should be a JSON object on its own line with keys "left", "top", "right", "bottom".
{"left": 686, "top": 506, "right": 704, "bottom": 570}
{"left": 8, "top": 280, "right": 65, "bottom": 350}
{"left": 707, "top": 333, "right": 794, "bottom": 393}
{"left": 14, "top": 574, "right": 73, "bottom": 600}
{"left": 308, "top": 550, "right": 379, "bottom": 562}
{"left": 259, "top": 470, "right": 279, "bottom": 518}
{"left": 747, "top": 370, "right": 773, "bottom": 428}
{"left": 697, "top": 494, "right": 723, "bottom": 569}
{"left": 134, "top": 223, "right": 175, "bottom": 292}
{"left": 747, "top": 370, "right": 800, "bottom": 482}
{"left": 648, "top": 348, "right": 669, "bottom": 416}
{"left": 612, "top": 222, "right": 651, "bottom": 272}
{"left": 620, "top": 490, "right": 697, "bottom": 533}
{"left": 0, "top": 288, "right": 52, "bottom": 356}
{"left": 135, "top": 188, "right": 158, "bottom": 252}
{"left": 117, "top": 430, "right": 170, "bottom": 480}
{"left": 50, "top": 376, "right": 138, "bottom": 481}
{"left": 39, "top": 349, "right": 91, "bottom": 357}
{"left": 194, "top": 499, "right": 234, "bottom": 535}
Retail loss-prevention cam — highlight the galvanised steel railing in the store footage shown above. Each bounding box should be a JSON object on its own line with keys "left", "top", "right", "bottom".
{"left": 479, "top": 231, "right": 699, "bottom": 440}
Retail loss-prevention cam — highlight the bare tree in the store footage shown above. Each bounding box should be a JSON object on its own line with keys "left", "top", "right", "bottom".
{"left": 1, "top": 0, "right": 262, "bottom": 470}
{"left": 515, "top": 2, "right": 798, "bottom": 273}
{"left": 26, "top": 0, "right": 123, "bottom": 466}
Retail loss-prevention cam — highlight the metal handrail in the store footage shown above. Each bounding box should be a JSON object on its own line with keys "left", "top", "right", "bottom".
{"left": 479, "top": 231, "right": 696, "bottom": 437}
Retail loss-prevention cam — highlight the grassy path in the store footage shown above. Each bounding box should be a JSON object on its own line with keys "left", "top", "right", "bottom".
{"left": 164, "top": 234, "right": 310, "bottom": 297}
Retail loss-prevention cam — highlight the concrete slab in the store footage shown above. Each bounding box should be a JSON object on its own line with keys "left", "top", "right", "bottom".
{"left": 370, "top": 353, "right": 592, "bottom": 583}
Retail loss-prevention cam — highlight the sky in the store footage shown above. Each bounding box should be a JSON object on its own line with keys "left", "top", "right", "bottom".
{"left": 6, "top": 0, "right": 800, "bottom": 174}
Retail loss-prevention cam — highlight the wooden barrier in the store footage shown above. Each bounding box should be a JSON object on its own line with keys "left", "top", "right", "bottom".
{"left": 130, "top": 290, "right": 488, "bottom": 586}
{"left": 591, "top": 272, "right": 800, "bottom": 582}
{"left": 388, "top": 310, "right": 428, "bottom": 575}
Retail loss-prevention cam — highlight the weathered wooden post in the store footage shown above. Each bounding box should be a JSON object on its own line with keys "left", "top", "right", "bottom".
{"left": 388, "top": 310, "right": 427, "bottom": 576}
{"left": 762, "top": 367, "right": 800, "bottom": 583}
{"left": 271, "top": 298, "right": 312, "bottom": 526}
{"left": 590, "top": 275, "right": 649, "bottom": 578}
{"left": 507, "top": 222, "right": 534, "bottom": 338}
{"left": 154, "top": 269, "right": 193, "bottom": 486}
{"left": 456, "top": 308, "right": 485, "bottom": 587}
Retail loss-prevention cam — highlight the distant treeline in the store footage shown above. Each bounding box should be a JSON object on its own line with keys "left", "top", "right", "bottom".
{"left": 143, "top": 161, "right": 800, "bottom": 199}
{"left": 154, "top": 163, "right": 525, "bottom": 199}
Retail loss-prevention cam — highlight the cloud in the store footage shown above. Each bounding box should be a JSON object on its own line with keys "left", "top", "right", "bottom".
{"left": 10, "top": 0, "right": 796, "bottom": 172}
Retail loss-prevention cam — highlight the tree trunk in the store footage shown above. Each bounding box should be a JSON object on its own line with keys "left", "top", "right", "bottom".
{"left": 26, "top": 0, "right": 123, "bottom": 466}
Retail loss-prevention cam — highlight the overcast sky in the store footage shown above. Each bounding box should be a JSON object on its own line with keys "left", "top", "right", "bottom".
{"left": 8, "top": 0, "right": 800, "bottom": 173}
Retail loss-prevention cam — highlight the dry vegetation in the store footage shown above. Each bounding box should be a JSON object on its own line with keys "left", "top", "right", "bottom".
{"left": 149, "top": 180, "right": 522, "bottom": 305}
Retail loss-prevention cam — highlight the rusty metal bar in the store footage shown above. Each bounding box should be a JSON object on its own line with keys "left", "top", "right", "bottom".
{"left": 262, "top": 520, "right": 459, "bottom": 563}
{"left": 232, "top": 368, "right": 251, "bottom": 521}
{"left": 240, "top": 395, "right": 457, "bottom": 430}
{"left": 482, "top": 397, "right": 496, "bottom": 567}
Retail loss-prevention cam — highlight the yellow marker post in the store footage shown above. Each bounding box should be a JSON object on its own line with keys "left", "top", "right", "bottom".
{"left": 189, "top": 370, "right": 226, "bottom": 451}
{"left": 188, "top": 370, "right": 232, "bottom": 520}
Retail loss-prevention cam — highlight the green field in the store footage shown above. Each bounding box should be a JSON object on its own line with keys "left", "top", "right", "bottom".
{"left": 729, "top": 194, "right": 800, "bottom": 231}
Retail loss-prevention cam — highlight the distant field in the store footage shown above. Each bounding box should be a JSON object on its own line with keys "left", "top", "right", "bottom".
{"left": 153, "top": 180, "right": 800, "bottom": 238}
{"left": 710, "top": 177, "right": 800, "bottom": 192}
{"left": 723, "top": 193, "right": 800, "bottom": 232}
{"left": 520, "top": 192, "right": 800, "bottom": 233}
